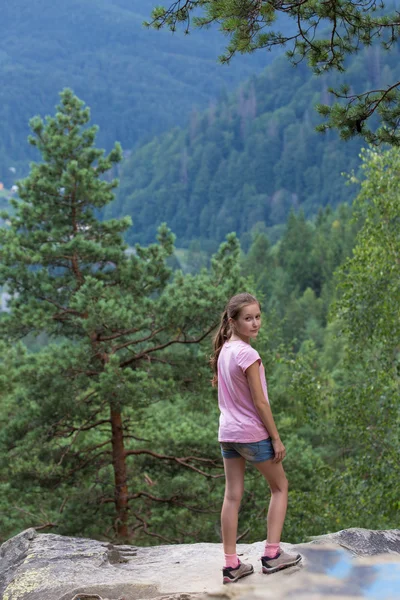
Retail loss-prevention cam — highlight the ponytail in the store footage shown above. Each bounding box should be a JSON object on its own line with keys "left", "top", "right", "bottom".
{"left": 210, "top": 292, "right": 260, "bottom": 387}
{"left": 210, "top": 310, "right": 230, "bottom": 387}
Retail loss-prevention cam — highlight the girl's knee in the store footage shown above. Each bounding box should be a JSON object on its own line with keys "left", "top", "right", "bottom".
{"left": 271, "top": 474, "right": 288, "bottom": 495}
{"left": 224, "top": 486, "right": 244, "bottom": 504}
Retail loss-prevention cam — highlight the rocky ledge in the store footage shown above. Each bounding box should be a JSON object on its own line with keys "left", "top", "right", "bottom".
{"left": 0, "top": 528, "right": 399, "bottom": 600}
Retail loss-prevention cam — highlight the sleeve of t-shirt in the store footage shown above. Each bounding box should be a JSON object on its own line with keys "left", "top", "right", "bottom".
{"left": 236, "top": 345, "right": 261, "bottom": 373}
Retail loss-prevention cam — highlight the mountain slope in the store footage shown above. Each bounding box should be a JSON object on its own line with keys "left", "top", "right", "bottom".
{"left": 0, "top": 0, "right": 269, "bottom": 186}
{"left": 110, "top": 43, "right": 400, "bottom": 247}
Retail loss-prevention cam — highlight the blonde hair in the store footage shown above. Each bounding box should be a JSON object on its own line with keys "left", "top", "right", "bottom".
{"left": 210, "top": 292, "right": 260, "bottom": 387}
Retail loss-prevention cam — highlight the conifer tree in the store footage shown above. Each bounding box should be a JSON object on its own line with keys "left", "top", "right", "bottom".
{"left": 0, "top": 89, "right": 242, "bottom": 540}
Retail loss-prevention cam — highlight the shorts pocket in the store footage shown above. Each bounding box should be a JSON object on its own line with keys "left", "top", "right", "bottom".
{"left": 238, "top": 442, "right": 260, "bottom": 461}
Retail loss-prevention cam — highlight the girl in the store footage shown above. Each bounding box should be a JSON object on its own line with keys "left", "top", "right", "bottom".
{"left": 211, "top": 292, "right": 302, "bottom": 584}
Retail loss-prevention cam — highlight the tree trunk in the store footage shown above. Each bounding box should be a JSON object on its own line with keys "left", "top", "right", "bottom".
{"left": 110, "top": 407, "right": 129, "bottom": 539}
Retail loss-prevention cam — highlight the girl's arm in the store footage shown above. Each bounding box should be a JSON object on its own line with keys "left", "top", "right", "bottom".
{"left": 246, "top": 361, "right": 286, "bottom": 463}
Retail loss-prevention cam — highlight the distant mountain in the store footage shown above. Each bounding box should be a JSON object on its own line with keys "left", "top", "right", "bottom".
{"left": 109, "top": 42, "right": 400, "bottom": 248}
{"left": 0, "top": 0, "right": 274, "bottom": 187}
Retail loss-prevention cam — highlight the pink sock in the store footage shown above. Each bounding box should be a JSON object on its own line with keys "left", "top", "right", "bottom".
{"left": 264, "top": 542, "right": 280, "bottom": 558}
{"left": 224, "top": 553, "right": 240, "bottom": 568}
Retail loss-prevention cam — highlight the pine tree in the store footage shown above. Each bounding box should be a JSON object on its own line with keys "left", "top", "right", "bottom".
{"left": 0, "top": 89, "right": 242, "bottom": 541}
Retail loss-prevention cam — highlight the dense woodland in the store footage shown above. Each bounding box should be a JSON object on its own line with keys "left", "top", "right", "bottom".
{"left": 0, "top": 0, "right": 270, "bottom": 188}
{"left": 0, "top": 0, "right": 399, "bottom": 548}
{"left": 110, "top": 43, "right": 400, "bottom": 248}
{"left": 0, "top": 91, "right": 398, "bottom": 545}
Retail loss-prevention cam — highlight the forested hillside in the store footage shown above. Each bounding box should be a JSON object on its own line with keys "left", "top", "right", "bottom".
{"left": 0, "top": 93, "right": 399, "bottom": 545}
{"left": 1, "top": 0, "right": 399, "bottom": 550}
{"left": 111, "top": 43, "right": 400, "bottom": 248}
{"left": 0, "top": 0, "right": 270, "bottom": 187}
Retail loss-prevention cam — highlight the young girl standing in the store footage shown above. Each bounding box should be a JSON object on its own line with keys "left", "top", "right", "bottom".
{"left": 211, "top": 292, "right": 302, "bottom": 584}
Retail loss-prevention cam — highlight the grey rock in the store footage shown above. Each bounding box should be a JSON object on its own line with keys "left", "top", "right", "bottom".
{"left": 0, "top": 529, "right": 37, "bottom": 595}
{"left": 0, "top": 529, "right": 399, "bottom": 600}
{"left": 309, "top": 527, "right": 400, "bottom": 555}
{"left": 205, "top": 546, "right": 400, "bottom": 600}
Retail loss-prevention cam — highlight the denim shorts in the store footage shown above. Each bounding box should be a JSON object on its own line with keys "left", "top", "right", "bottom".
{"left": 220, "top": 438, "right": 275, "bottom": 463}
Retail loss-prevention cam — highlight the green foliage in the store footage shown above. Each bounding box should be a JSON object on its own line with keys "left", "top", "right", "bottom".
{"left": 328, "top": 147, "right": 400, "bottom": 525}
{"left": 0, "top": 0, "right": 269, "bottom": 187}
{"left": 1, "top": 106, "right": 399, "bottom": 545}
{"left": 241, "top": 205, "right": 359, "bottom": 339}
{"left": 111, "top": 51, "right": 380, "bottom": 246}
{"left": 151, "top": 0, "right": 400, "bottom": 144}
{"left": 336, "top": 147, "right": 400, "bottom": 363}
{"left": 0, "top": 90, "right": 245, "bottom": 543}
{"left": 236, "top": 170, "right": 399, "bottom": 538}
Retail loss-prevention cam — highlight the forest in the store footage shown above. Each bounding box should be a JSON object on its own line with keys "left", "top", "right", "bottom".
{"left": 109, "top": 44, "right": 400, "bottom": 248}
{"left": 0, "top": 88, "right": 398, "bottom": 545}
{"left": 0, "top": 0, "right": 268, "bottom": 188}
{"left": 0, "top": 0, "right": 399, "bottom": 549}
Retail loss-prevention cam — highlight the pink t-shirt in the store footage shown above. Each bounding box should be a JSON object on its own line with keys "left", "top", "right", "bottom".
{"left": 218, "top": 339, "right": 270, "bottom": 442}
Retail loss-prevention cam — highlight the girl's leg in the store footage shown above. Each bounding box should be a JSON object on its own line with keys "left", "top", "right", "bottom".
{"left": 221, "top": 456, "right": 246, "bottom": 554}
{"left": 254, "top": 459, "right": 288, "bottom": 543}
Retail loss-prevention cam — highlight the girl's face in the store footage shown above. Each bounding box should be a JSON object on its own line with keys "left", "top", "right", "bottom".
{"left": 231, "top": 302, "right": 261, "bottom": 341}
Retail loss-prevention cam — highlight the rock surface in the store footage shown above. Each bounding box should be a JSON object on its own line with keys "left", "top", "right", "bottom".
{"left": 0, "top": 528, "right": 399, "bottom": 600}
{"left": 310, "top": 527, "right": 400, "bottom": 555}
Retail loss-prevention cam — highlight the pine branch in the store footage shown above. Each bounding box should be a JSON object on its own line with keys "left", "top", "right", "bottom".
{"left": 111, "top": 327, "right": 166, "bottom": 353}
{"left": 98, "top": 327, "right": 141, "bottom": 342}
{"left": 125, "top": 448, "right": 223, "bottom": 478}
{"left": 333, "top": 80, "right": 400, "bottom": 117}
{"left": 120, "top": 324, "right": 216, "bottom": 368}
{"left": 100, "top": 490, "right": 220, "bottom": 514}
{"left": 131, "top": 511, "right": 182, "bottom": 543}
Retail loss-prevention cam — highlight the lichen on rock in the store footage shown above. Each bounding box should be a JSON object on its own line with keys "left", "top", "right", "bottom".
{"left": 1, "top": 528, "right": 400, "bottom": 600}
{"left": 3, "top": 566, "right": 54, "bottom": 600}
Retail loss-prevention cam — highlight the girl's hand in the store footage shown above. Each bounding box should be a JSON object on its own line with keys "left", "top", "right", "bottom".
{"left": 271, "top": 438, "right": 286, "bottom": 463}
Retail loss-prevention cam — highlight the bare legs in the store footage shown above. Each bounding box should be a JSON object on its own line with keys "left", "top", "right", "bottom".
{"left": 254, "top": 459, "right": 288, "bottom": 543}
{"left": 221, "top": 457, "right": 288, "bottom": 553}
{"left": 221, "top": 457, "right": 246, "bottom": 554}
